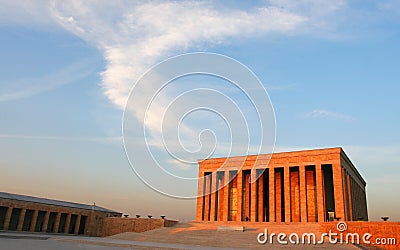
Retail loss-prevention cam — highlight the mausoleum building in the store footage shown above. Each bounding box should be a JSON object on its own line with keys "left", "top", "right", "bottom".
{"left": 196, "top": 147, "right": 368, "bottom": 223}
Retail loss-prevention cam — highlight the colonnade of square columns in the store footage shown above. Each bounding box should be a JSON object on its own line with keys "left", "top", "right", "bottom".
{"left": 0, "top": 206, "right": 88, "bottom": 234}
{"left": 197, "top": 163, "right": 348, "bottom": 223}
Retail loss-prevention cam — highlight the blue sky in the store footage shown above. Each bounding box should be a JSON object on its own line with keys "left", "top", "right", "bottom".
{"left": 0, "top": 0, "right": 400, "bottom": 221}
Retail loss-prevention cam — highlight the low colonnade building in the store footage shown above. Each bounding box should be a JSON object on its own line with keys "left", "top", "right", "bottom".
{"left": 0, "top": 192, "right": 122, "bottom": 236}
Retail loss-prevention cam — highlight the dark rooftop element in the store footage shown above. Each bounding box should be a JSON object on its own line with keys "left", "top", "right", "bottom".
{"left": 381, "top": 216, "right": 389, "bottom": 221}
{"left": 0, "top": 191, "right": 120, "bottom": 214}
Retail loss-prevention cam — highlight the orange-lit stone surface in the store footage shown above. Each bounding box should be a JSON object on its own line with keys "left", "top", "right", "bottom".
{"left": 0, "top": 193, "right": 121, "bottom": 236}
{"left": 196, "top": 147, "right": 368, "bottom": 223}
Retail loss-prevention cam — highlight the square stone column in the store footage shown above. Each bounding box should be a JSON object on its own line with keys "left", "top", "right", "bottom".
{"left": 275, "top": 170, "right": 282, "bottom": 222}
{"left": 257, "top": 171, "right": 264, "bottom": 222}
{"left": 210, "top": 172, "right": 217, "bottom": 221}
{"left": 299, "top": 165, "right": 307, "bottom": 222}
{"left": 17, "top": 208, "right": 26, "bottom": 231}
{"left": 250, "top": 170, "right": 257, "bottom": 221}
{"left": 42, "top": 211, "right": 50, "bottom": 232}
{"left": 3, "top": 207, "right": 13, "bottom": 230}
{"left": 216, "top": 173, "right": 222, "bottom": 221}
{"left": 315, "top": 164, "right": 325, "bottom": 222}
{"left": 64, "top": 214, "right": 72, "bottom": 234}
{"left": 53, "top": 212, "right": 61, "bottom": 233}
{"left": 196, "top": 171, "right": 205, "bottom": 221}
{"left": 222, "top": 171, "right": 230, "bottom": 221}
{"left": 332, "top": 162, "right": 345, "bottom": 220}
{"left": 284, "top": 166, "right": 291, "bottom": 222}
{"left": 74, "top": 215, "right": 81, "bottom": 234}
{"left": 268, "top": 168, "right": 275, "bottom": 222}
{"left": 204, "top": 174, "right": 212, "bottom": 221}
{"left": 342, "top": 168, "right": 348, "bottom": 220}
{"left": 347, "top": 174, "right": 353, "bottom": 221}
{"left": 29, "top": 210, "right": 39, "bottom": 232}
{"left": 342, "top": 170, "right": 348, "bottom": 220}
{"left": 236, "top": 170, "right": 243, "bottom": 221}
{"left": 216, "top": 171, "right": 224, "bottom": 221}
{"left": 361, "top": 187, "right": 368, "bottom": 220}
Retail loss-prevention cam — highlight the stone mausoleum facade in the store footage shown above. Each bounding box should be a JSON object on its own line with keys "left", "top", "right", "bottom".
{"left": 0, "top": 192, "right": 122, "bottom": 236}
{"left": 196, "top": 147, "right": 368, "bottom": 223}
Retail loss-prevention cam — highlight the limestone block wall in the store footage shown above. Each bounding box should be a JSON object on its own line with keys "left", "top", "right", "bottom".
{"left": 320, "top": 222, "right": 399, "bottom": 249}
{"left": 101, "top": 218, "right": 178, "bottom": 236}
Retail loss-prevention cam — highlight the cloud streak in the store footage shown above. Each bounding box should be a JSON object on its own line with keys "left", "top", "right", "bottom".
{"left": 0, "top": 57, "right": 96, "bottom": 102}
{"left": 304, "top": 109, "right": 355, "bottom": 121}
{"left": 0, "top": 134, "right": 122, "bottom": 144}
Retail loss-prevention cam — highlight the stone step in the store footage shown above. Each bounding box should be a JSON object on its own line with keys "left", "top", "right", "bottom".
{"left": 217, "top": 225, "right": 244, "bottom": 231}
{"left": 171, "top": 221, "right": 324, "bottom": 236}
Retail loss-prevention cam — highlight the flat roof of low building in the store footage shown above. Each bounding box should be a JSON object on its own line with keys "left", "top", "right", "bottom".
{"left": 0, "top": 191, "right": 121, "bottom": 214}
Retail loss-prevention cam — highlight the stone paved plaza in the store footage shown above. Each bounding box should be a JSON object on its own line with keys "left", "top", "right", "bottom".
{"left": 0, "top": 221, "right": 360, "bottom": 249}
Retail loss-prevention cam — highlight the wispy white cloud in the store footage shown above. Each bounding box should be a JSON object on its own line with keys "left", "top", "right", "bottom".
{"left": 377, "top": 0, "right": 400, "bottom": 15}
{"left": 0, "top": 1, "right": 356, "bottom": 131}
{"left": 265, "top": 0, "right": 348, "bottom": 37}
{"left": 0, "top": 0, "right": 56, "bottom": 29}
{"left": 46, "top": 0, "right": 311, "bottom": 158}
{"left": 0, "top": 134, "right": 122, "bottom": 144}
{"left": 0, "top": 57, "right": 96, "bottom": 102}
{"left": 0, "top": 1, "right": 366, "bottom": 162}
{"left": 50, "top": 1, "right": 308, "bottom": 110}
{"left": 265, "top": 83, "right": 296, "bottom": 91}
{"left": 266, "top": 0, "right": 346, "bottom": 18}
{"left": 303, "top": 109, "right": 355, "bottom": 121}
